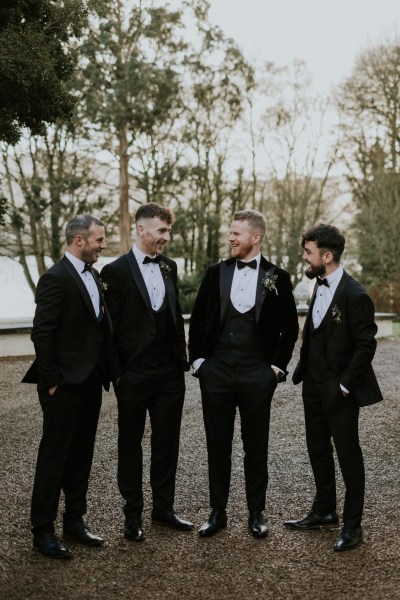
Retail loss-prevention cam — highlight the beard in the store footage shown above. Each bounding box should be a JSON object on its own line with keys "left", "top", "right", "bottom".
{"left": 305, "top": 263, "right": 326, "bottom": 280}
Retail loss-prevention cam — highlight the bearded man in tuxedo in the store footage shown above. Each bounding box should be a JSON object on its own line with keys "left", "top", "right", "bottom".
{"left": 189, "top": 209, "right": 298, "bottom": 538}
{"left": 23, "top": 215, "right": 111, "bottom": 559}
{"left": 101, "top": 202, "right": 193, "bottom": 541}
{"left": 284, "top": 223, "right": 382, "bottom": 551}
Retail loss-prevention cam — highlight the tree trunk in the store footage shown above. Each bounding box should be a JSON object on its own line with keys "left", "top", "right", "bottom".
{"left": 118, "top": 127, "right": 131, "bottom": 253}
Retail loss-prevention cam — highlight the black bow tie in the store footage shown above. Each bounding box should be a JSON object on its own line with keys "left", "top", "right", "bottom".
{"left": 143, "top": 255, "right": 161, "bottom": 264}
{"left": 82, "top": 264, "right": 93, "bottom": 273}
{"left": 237, "top": 259, "right": 257, "bottom": 270}
{"left": 316, "top": 277, "right": 330, "bottom": 287}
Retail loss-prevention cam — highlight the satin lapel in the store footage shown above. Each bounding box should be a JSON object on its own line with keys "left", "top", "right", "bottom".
{"left": 255, "top": 258, "right": 275, "bottom": 322}
{"left": 219, "top": 259, "right": 235, "bottom": 321}
{"left": 61, "top": 257, "right": 97, "bottom": 321}
{"left": 126, "top": 250, "right": 154, "bottom": 319}
{"left": 316, "top": 271, "right": 349, "bottom": 329}
{"left": 303, "top": 282, "right": 318, "bottom": 332}
{"left": 163, "top": 262, "right": 176, "bottom": 325}
{"left": 92, "top": 270, "right": 113, "bottom": 332}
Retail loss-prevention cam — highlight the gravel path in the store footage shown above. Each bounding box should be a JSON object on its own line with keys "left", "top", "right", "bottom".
{"left": 0, "top": 338, "right": 399, "bottom": 599}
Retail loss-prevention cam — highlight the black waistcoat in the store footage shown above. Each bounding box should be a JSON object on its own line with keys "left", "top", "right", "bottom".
{"left": 212, "top": 301, "right": 264, "bottom": 367}
{"left": 136, "top": 298, "right": 174, "bottom": 367}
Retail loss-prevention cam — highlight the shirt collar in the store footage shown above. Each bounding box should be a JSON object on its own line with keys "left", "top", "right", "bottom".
{"left": 65, "top": 250, "right": 86, "bottom": 274}
{"left": 132, "top": 244, "right": 159, "bottom": 264}
{"left": 325, "top": 265, "right": 344, "bottom": 287}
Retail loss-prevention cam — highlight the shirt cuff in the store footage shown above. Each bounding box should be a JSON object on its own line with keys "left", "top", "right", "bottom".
{"left": 340, "top": 383, "right": 350, "bottom": 394}
{"left": 192, "top": 358, "right": 205, "bottom": 372}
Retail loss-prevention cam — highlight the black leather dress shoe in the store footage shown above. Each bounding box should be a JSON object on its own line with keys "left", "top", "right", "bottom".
{"left": 334, "top": 527, "right": 362, "bottom": 551}
{"left": 284, "top": 511, "right": 339, "bottom": 530}
{"left": 63, "top": 521, "right": 104, "bottom": 546}
{"left": 124, "top": 519, "right": 144, "bottom": 542}
{"left": 33, "top": 531, "right": 72, "bottom": 559}
{"left": 199, "top": 509, "right": 227, "bottom": 538}
{"left": 249, "top": 512, "right": 268, "bottom": 538}
{"left": 151, "top": 510, "right": 194, "bottom": 531}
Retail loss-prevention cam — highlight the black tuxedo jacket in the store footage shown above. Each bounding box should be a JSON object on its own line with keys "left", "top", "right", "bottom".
{"left": 188, "top": 256, "right": 299, "bottom": 376}
{"left": 22, "top": 256, "right": 112, "bottom": 391}
{"left": 100, "top": 250, "right": 188, "bottom": 379}
{"left": 292, "top": 270, "right": 383, "bottom": 406}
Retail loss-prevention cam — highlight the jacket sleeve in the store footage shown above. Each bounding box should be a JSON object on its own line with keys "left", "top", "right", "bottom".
{"left": 340, "top": 291, "right": 377, "bottom": 391}
{"left": 170, "top": 259, "right": 189, "bottom": 370}
{"left": 100, "top": 262, "right": 123, "bottom": 380}
{"left": 270, "top": 269, "right": 299, "bottom": 373}
{"left": 188, "top": 266, "right": 213, "bottom": 364}
{"left": 31, "top": 271, "right": 63, "bottom": 389}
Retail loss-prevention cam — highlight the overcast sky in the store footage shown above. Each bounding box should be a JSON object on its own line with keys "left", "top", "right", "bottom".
{"left": 208, "top": 0, "right": 400, "bottom": 95}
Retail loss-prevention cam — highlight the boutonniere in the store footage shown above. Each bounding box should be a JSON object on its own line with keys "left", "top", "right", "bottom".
{"left": 331, "top": 304, "right": 342, "bottom": 324}
{"left": 98, "top": 277, "right": 108, "bottom": 293}
{"left": 159, "top": 261, "right": 172, "bottom": 279}
{"left": 261, "top": 273, "right": 278, "bottom": 295}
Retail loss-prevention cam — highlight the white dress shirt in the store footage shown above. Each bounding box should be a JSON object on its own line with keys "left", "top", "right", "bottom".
{"left": 230, "top": 254, "right": 260, "bottom": 313}
{"left": 132, "top": 245, "right": 165, "bottom": 311}
{"left": 65, "top": 251, "right": 100, "bottom": 317}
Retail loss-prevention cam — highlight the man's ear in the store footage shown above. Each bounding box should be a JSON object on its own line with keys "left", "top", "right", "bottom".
{"left": 253, "top": 232, "right": 262, "bottom": 246}
{"left": 74, "top": 234, "right": 84, "bottom": 248}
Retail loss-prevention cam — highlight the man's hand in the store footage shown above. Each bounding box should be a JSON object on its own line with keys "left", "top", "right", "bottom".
{"left": 49, "top": 386, "right": 58, "bottom": 396}
{"left": 272, "top": 368, "right": 283, "bottom": 382}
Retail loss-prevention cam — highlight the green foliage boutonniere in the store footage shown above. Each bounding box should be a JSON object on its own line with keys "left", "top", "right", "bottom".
{"left": 331, "top": 304, "right": 342, "bottom": 324}
{"left": 159, "top": 261, "right": 172, "bottom": 279}
{"left": 98, "top": 278, "right": 108, "bottom": 293}
{"left": 261, "top": 273, "right": 278, "bottom": 295}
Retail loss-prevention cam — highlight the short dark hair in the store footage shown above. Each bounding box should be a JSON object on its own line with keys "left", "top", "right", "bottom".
{"left": 66, "top": 214, "right": 104, "bottom": 245}
{"left": 135, "top": 202, "right": 175, "bottom": 225}
{"left": 233, "top": 209, "right": 266, "bottom": 237}
{"left": 301, "top": 223, "right": 345, "bottom": 262}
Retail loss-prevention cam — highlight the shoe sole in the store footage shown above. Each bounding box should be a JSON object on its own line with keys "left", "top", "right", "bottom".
{"left": 284, "top": 523, "right": 340, "bottom": 531}
{"left": 63, "top": 534, "right": 104, "bottom": 546}
{"left": 123, "top": 531, "right": 145, "bottom": 542}
{"left": 151, "top": 520, "right": 194, "bottom": 531}
{"left": 33, "top": 545, "right": 73, "bottom": 559}
{"left": 334, "top": 540, "right": 362, "bottom": 551}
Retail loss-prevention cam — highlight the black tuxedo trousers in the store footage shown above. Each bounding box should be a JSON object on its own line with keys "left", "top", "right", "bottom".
{"left": 199, "top": 356, "right": 277, "bottom": 512}
{"left": 116, "top": 362, "right": 185, "bottom": 517}
{"left": 302, "top": 374, "right": 365, "bottom": 528}
{"left": 31, "top": 377, "right": 102, "bottom": 531}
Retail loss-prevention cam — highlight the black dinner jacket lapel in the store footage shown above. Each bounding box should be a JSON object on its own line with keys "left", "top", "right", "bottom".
{"left": 255, "top": 256, "right": 276, "bottom": 322}
{"left": 164, "top": 269, "right": 177, "bottom": 325}
{"left": 312, "top": 271, "right": 349, "bottom": 332}
{"left": 126, "top": 250, "right": 155, "bottom": 322}
{"left": 219, "top": 258, "right": 236, "bottom": 321}
{"left": 61, "top": 256, "right": 99, "bottom": 322}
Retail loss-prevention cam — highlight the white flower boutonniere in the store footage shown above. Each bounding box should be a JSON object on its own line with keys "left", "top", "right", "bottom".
{"left": 261, "top": 273, "right": 278, "bottom": 295}
{"left": 159, "top": 261, "right": 172, "bottom": 279}
{"left": 331, "top": 304, "right": 342, "bottom": 324}
{"left": 98, "top": 278, "right": 108, "bottom": 293}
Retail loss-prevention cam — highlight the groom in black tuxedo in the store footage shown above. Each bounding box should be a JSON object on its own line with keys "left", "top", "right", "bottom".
{"left": 189, "top": 209, "right": 298, "bottom": 538}
{"left": 284, "top": 224, "right": 382, "bottom": 551}
{"left": 101, "top": 202, "right": 193, "bottom": 541}
{"left": 22, "top": 214, "right": 111, "bottom": 559}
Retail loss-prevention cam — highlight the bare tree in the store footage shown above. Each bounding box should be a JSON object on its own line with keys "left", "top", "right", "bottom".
{"left": 336, "top": 38, "right": 400, "bottom": 311}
